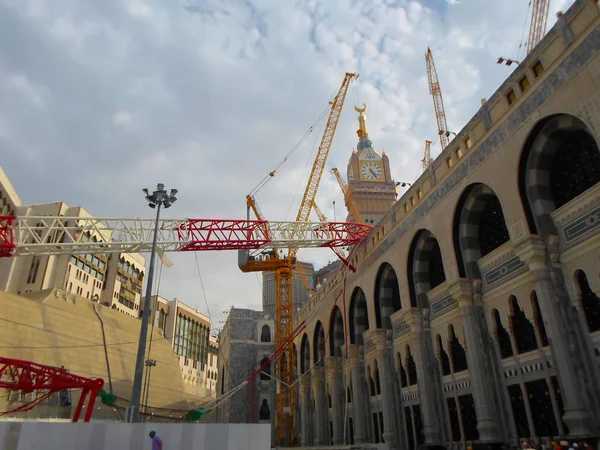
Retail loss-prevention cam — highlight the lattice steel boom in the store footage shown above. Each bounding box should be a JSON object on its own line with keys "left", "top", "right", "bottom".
{"left": 426, "top": 48, "right": 450, "bottom": 151}
{"left": 527, "top": 0, "right": 551, "bottom": 55}
{"left": 0, "top": 357, "right": 104, "bottom": 422}
{"left": 0, "top": 216, "right": 373, "bottom": 258}
{"left": 290, "top": 72, "right": 357, "bottom": 260}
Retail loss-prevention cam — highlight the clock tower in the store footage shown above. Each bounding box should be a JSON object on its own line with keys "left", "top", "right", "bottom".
{"left": 346, "top": 104, "right": 397, "bottom": 224}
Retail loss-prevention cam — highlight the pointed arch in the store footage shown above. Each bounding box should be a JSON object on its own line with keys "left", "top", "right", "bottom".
{"left": 453, "top": 183, "right": 510, "bottom": 278}
{"left": 519, "top": 114, "right": 600, "bottom": 235}
{"left": 300, "top": 333, "right": 311, "bottom": 374}
{"left": 408, "top": 229, "right": 447, "bottom": 308}
{"left": 329, "top": 306, "right": 345, "bottom": 357}
{"left": 260, "top": 324, "right": 271, "bottom": 342}
{"left": 313, "top": 321, "right": 325, "bottom": 365}
{"left": 374, "top": 262, "right": 402, "bottom": 329}
{"left": 349, "top": 287, "right": 369, "bottom": 345}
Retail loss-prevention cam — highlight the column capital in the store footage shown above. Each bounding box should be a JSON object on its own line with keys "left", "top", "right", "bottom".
{"left": 299, "top": 375, "right": 311, "bottom": 389}
{"left": 447, "top": 278, "right": 476, "bottom": 308}
{"left": 311, "top": 365, "right": 325, "bottom": 380}
{"left": 514, "top": 235, "right": 548, "bottom": 270}
{"left": 346, "top": 343, "right": 362, "bottom": 359}
{"left": 324, "top": 356, "right": 343, "bottom": 374}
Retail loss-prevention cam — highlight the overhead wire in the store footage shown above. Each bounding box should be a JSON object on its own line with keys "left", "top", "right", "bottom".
{"left": 249, "top": 102, "right": 332, "bottom": 198}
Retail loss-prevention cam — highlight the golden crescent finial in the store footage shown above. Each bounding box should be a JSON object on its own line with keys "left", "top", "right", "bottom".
{"left": 354, "top": 103, "right": 367, "bottom": 113}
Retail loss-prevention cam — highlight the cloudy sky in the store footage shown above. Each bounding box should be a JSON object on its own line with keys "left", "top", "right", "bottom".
{"left": 0, "top": 0, "right": 571, "bottom": 330}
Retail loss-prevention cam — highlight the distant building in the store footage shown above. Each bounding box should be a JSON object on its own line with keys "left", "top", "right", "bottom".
{"left": 216, "top": 307, "right": 276, "bottom": 443}
{"left": 150, "top": 295, "right": 215, "bottom": 399}
{"left": 262, "top": 260, "right": 315, "bottom": 314}
{"left": 313, "top": 259, "right": 342, "bottom": 289}
{"left": 0, "top": 169, "right": 147, "bottom": 317}
{"left": 205, "top": 335, "right": 219, "bottom": 393}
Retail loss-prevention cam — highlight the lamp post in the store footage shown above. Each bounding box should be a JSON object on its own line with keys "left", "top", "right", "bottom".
{"left": 142, "top": 359, "right": 157, "bottom": 421}
{"left": 130, "top": 183, "right": 178, "bottom": 423}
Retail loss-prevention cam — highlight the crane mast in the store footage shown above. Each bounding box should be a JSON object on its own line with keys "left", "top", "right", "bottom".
{"left": 528, "top": 0, "right": 551, "bottom": 55}
{"left": 238, "top": 72, "right": 358, "bottom": 445}
{"left": 426, "top": 48, "right": 451, "bottom": 151}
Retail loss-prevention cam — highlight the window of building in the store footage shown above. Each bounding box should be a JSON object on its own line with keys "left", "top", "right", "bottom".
{"left": 260, "top": 325, "right": 271, "bottom": 343}
{"left": 519, "top": 75, "right": 530, "bottom": 92}
{"left": 446, "top": 157, "right": 453, "bottom": 168}
{"left": 532, "top": 60, "right": 544, "bottom": 77}
{"left": 506, "top": 88, "right": 517, "bottom": 105}
{"left": 99, "top": 260, "right": 106, "bottom": 270}
{"left": 464, "top": 136, "right": 473, "bottom": 149}
{"left": 70, "top": 256, "right": 77, "bottom": 265}
{"left": 455, "top": 147, "right": 464, "bottom": 159}
{"left": 403, "top": 204, "right": 408, "bottom": 213}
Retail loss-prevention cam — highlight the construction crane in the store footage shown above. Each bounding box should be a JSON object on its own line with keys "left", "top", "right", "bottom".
{"left": 425, "top": 48, "right": 451, "bottom": 152}
{"left": 0, "top": 216, "right": 370, "bottom": 257}
{"left": 497, "top": 0, "right": 551, "bottom": 66}
{"left": 528, "top": 0, "right": 551, "bottom": 54}
{"left": 330, "top": 168, "right": 363, "bottom": 224}
{"left": 422, "top": 140, "right": 432, "bottom": 172}
{"left": 238, "top": 72, "right": 357, "bottom": 445}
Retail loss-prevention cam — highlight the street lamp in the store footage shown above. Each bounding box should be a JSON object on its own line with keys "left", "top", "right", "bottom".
{"left": 496, "top": 57, "right": 520, "bottom": 67}
{"left": 142, "top": 359, "right": 157, "bottom": 422}
{"left": 130, "top": 183, "right": 178, "bottom": 423}
{"left": 438, "top": 129, "right": 457, "bottom": 138}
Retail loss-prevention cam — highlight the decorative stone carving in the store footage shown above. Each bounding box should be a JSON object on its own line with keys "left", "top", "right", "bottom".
{"left": 547, "top": 235, "right": 560, "bottom": 265}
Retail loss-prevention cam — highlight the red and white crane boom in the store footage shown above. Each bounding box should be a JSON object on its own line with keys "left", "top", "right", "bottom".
{"left": 0, "top": 215, "right": 372, "bottom": 258}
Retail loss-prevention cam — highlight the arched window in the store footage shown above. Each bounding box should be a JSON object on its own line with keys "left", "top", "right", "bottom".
{"left": 509, "top": 296, "right": 538, "bottom": 354}
{"left": 454, "top": 183, "right": 510, "bottom": 278}
{"left": 259, "top": 399, "right": 270, "bottom": 420}
{"left": 519, "top": 114, "right": 600, "bottom": 235}
{"left": 575, "top": 270, "right": 600, "bottom": 332}
{"left": 260, "top": 325, "right": 271, "bottom": 342}
{"left": 408, "top": 230, "right": 446, "bottom": 308}
{"left": 259, "top": 357, "right": 271, "bottom": 381}
{"left": 449, "top": 325, "right": 468, "bottom": 373}
{"left": 492, "top": 309, "right": 513, "bottom": 359}
{"left": 349, "top": 287, "right": 369, "bottom": 345}
{"left": 329, "top": 306, "right": 344, "bottom": 357}
{"left": 437, "top": 334, "right": 451, "bottom": 376}
{"left": 374, "top": 263, "right": 401, "bottom": 329}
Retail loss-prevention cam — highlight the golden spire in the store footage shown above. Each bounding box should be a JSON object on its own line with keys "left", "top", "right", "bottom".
{"left": 354, "top": 103, "right": 368, "bottom": 139}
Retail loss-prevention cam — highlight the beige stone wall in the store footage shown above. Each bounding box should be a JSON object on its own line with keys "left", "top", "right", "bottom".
{"left": 0, "top": 288, "right": 209, "bottom": 421}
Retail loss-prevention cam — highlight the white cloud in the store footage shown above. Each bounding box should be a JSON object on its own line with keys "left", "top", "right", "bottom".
{"left": 0, "top": 0, "right": 574, "bottom": 328}
{"left": 113, "top": 110, "right": 133, "bottom": 126}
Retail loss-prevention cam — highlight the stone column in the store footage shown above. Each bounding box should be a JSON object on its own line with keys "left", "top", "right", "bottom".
{"left": 347, "top": 344, "right": 368, "bottom": 444}
{"left": 449, "top": 279, "right": 503, "bottom": 443}
{"left": 299, "top": 375, "right": 312, "bottom": 447}
{"left": 517, "top": 240, "right": 595, "bottom": 436}
{"left": 372, "top": 330, "right": 398, "bottom": 450}
{"left": 325, "top": 356, "right": 344, "bottom": 446}
{"left": 411, "top": 312, "right": 444, "bottom": 446}
{"left": 311, "top": 366, "right": 328, "bottom": 445}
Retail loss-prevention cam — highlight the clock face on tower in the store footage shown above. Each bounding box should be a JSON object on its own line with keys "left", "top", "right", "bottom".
{"left": 361, "top": 161, "right": 383, "bottom": 181}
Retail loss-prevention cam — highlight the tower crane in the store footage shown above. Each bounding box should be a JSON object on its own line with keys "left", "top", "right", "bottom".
{"left": 497, "top": 0, "right": 551, "bottom": 66}
{"left": 527, "top": 0, "right": 551, "bottom": 54}
{"left": 425, "top": 48, "right": 452, "bottom": 152}
{"left": 422, "top": 140, "right": 432, "bottom": 172}
{"left": 238, "top": 72, "right": 357, "bottom": 444}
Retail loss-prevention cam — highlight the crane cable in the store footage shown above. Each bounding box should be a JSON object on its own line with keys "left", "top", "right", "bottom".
{"left": 248, "top": 87, "right": 345, "bottom": 198}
